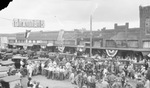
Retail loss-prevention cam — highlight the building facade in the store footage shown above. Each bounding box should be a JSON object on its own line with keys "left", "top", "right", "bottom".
{"left": 0, "top": 5, "right": 150, "bottom": 51}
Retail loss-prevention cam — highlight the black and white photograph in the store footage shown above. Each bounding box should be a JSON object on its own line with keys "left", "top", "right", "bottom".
{"left": 0, "top": 0, "right": 150, "bottom": 88}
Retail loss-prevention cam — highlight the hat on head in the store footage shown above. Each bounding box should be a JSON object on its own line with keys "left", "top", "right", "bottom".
{"left": 137, "top": 75, "right": 142, "bottom": 80}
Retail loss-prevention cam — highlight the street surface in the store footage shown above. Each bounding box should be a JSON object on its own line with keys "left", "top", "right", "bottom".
{"left": 21, "top": 75, "right": 137, "bottom": 88}
{"left": 21, "top": 75, "right": 76, "bottom": 88}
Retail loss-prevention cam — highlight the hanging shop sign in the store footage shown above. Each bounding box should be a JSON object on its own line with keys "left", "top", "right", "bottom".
{"left": 106, "top": 49, "right": 118, "bottom": 57}
{"left": 13, "top": 19, "right": 44, "bottom": 28}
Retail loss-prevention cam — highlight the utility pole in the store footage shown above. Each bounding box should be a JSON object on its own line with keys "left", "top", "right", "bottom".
{"left": 90, "top": 15, "right": 92, "bottom": 57}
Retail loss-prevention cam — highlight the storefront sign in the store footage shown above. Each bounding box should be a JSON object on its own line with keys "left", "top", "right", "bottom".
{"left": 13, "top": 19, "right": 44, "bottom": 28}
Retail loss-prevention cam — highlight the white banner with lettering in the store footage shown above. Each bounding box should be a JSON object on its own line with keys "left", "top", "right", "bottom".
{"left": 106, "top": 49, "right": 118, "bottom": 57}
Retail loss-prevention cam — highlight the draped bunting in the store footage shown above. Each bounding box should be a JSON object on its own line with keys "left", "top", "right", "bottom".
{"left": 106, "top": 49, "right": 118, "bottom": 57}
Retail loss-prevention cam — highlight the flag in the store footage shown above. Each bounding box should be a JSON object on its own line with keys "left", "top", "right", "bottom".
{"left": 25, "top": 30, "right": 31, "bottom": 38}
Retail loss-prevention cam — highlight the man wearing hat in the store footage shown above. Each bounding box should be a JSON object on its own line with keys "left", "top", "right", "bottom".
{"left": 100, "top": 77, "right": 110, "bottom": 88}
{"left": 136, "top": 75, "right": 144, "bottom": 88}
{"left": 90, "top": 73, "right": 97, "bottom": 88}
{"left": 124, "top": 79, "right": 133, "bottom": 88}
{"left": 111, "top": 78, "right": 122, "bottom": 88}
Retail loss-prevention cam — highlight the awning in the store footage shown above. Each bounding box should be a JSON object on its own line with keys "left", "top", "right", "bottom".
{"left": 12, "top": 55, "right": 28, "bottom": 60}
{"left": 9, "top": 43, "right": 33, "bottom": 46}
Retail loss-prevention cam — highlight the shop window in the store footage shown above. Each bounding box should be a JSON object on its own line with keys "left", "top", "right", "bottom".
{"left": 116, "top": 40, "right": 127, "bottom": 48}
{"left": 143, "top": 41, "right": 150, "bottom": 48}
{"left": 127, "top": 40, "right": 138, "bottom": 48}
{"left": 106, "top": 40, "right": 116, "bottom": 47}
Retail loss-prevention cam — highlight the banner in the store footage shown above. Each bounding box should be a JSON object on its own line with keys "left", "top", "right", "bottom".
{"left": 25, "top": 30, "right": 31, "bottom": 38}
{"left": 106, "top": 49, "right": 118, "bottom": 57}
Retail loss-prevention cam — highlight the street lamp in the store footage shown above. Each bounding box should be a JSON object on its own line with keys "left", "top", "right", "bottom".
{"left": 89, "top": 4, "right": 98, "bottom": 57}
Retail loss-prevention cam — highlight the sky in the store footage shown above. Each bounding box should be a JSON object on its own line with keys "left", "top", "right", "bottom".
{"left": 0, "top": 0, "right": 149, "bottom": 33}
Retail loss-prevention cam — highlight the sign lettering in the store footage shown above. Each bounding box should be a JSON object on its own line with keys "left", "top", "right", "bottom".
{"left": 13, "top": 19, "right": 45, "bottom": 28}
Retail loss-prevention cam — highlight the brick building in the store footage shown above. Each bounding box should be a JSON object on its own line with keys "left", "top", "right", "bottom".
{"left": 1, "top": 5, "right": 150, "bottom": 55}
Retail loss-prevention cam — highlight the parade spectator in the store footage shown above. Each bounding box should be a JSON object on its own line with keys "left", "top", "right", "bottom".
{"left": 27, "top": 63, "right": 33, "bottom": 78}
{"left": 111, "top": 78, "right": 122, "bottom": 88}
{"left": 20, "top": 59, "right": 24, "bottom": 69}
{"left": 100, "top": 78, "right": 110, "bottom": 88}
{"left": 90, "top": 73, "right": 97, "bottom": 88}
{"left": 136, "top": 75, "right": 145, "bottom": 88}
{"left": 41, "top": 62, "right": 45, "bottom": 75}
{"left": 35, "top": 82, "right": 43, "bottom": 88}
{"left": 144, "top": 79, "right": 150, "bottom": 88}
{"left": 124, "top": 79, "right": 133, "bottom": 88}
{"left": 27, "top": 77, "right": 33, "bottom": 88}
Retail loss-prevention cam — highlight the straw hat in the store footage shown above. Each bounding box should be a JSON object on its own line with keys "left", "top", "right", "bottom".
{"left": 137, "top": 75, "right": 142, "bottom": 80}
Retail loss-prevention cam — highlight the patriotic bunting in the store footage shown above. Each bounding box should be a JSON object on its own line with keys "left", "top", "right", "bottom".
{"left": 106, "top": 49, "right": 118, "bottom": 57}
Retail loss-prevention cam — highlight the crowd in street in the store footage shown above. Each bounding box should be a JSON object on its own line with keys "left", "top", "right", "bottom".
{"left": 25, "top": 52, "right": 150, "bottom": 88}
{"left": 0, "top": 48, "right": 150, "bottom": 88}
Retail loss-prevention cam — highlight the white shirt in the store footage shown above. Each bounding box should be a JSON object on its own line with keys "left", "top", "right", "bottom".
{"left": 41, "top": 63, "right": 45, "bottom": 68}
{"left": 103, "top": 68, "right": 107, "bottom": 75}
{"left": 56, "top": 67, "right": 60, "bottom": 72}
{"left": 53, "top": 61, "right": 57, "bottom": 67}
{"left": 20, "top": 61, "right": 24, "bottom": 66}
{"left": 15, "top": 72, "right": 22, "bottom": 77}
{"left": 144, "top": 80, "right": 150, "bottom": 88}
{"left": 48, "top": 66, "right": 52, "bottom": 71}
{"left": 66, "top": 62, "right": 71, "bottom": 69}
{"left": 87, "top": 76, "right": 92, "bottom": 82}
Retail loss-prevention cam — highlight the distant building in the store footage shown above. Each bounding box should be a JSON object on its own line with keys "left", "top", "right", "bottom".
{"left": 0, "top": 5, "right": 150, "bottom": 53}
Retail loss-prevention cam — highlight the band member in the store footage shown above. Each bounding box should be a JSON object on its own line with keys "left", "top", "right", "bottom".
{"left": 59, "top": 66, "right": 65, "bottom": 80}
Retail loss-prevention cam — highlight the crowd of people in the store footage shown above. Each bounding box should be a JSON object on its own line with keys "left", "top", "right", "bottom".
{"left": 1, "top": 48, "right": 150, "bottom": 88}
{"left": 25, "top": 52, "right": 150, "bottom": 88}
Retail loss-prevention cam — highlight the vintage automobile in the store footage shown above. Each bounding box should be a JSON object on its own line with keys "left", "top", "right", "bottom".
{"left": 11, "top": 55, "right": 28, "bottom": 69}
{"left": 3, "top": 53, "right": 13, "bottom": 61}
{"left": 0, "top": 75, "right": 21, "bottom": 88}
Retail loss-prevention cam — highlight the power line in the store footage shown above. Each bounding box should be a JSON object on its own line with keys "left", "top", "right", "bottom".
{"left": 0, "top": 17, "right": 12, "bottom": 21}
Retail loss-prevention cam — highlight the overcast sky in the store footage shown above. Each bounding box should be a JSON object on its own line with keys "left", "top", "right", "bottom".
{"left": 0, "top": 0, "right": 149, "bottom": 33}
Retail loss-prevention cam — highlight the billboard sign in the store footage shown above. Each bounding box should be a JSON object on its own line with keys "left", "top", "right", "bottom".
{"left": 13, "top": 19, "right": 44, "bottom": 28}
